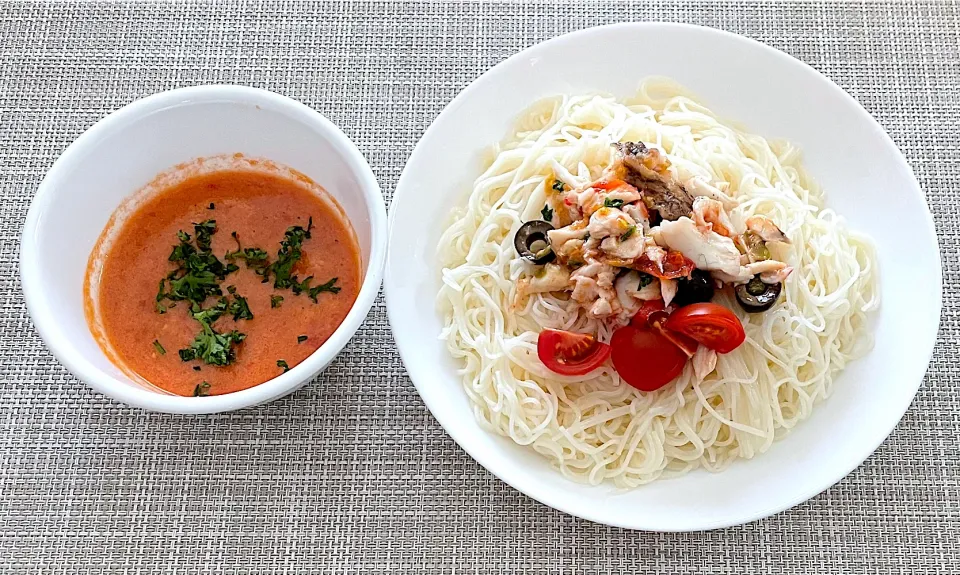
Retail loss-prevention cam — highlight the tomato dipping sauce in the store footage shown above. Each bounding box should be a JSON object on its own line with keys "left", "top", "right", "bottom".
{"left": 85, "top": 162, "right": 361, "bottom": 397}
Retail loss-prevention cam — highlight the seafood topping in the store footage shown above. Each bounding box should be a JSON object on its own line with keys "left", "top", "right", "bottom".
{"left": 613, "top": 141, "right": 694, "bottom": 222}
{"left": 513, "top": 141, "right": 791, "bottom": 329}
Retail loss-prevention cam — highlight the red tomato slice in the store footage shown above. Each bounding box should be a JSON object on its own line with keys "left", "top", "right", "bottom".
{"left": 646, "top": 310, "right": 699, "bottom": 358}
{"left": 630, "top": 299, "right": 665, "bottom": 327}
{"left": 611, "top": 326, "right": 688, "bottom": 392}
{"left": 663, "top": 303, "right": 745, "bottom": 354}
{"left": 537, "top": 329, "right": 611, "bottom": 376}
{"left": 634, "top": 250, "right": 696, "bottom": 279}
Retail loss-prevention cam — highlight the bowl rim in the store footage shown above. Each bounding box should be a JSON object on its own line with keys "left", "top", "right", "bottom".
{"left": 385, "top": 22, "right": 942, "bottom": 530}
{"left": 20, "top": 84, "right": 387, "bottom": 414}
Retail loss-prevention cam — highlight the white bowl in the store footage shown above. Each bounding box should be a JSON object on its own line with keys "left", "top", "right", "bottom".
{"left": 385, "top": 23, "right": 941, "bottom": 530}
{"left": 21, "top": 85, "right": 387, "bottom": 414}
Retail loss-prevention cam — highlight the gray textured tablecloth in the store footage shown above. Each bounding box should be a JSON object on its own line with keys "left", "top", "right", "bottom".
{"left": 1, "top": 1, "right": 958, "bottom": 572}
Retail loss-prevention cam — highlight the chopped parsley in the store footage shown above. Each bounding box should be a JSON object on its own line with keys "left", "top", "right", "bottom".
{"left": 604, "top": 198, "right": 625, "bottom": 209}
{"left": 178, "top": 299, "right": 247, "bottom": 367}
{"left": 179, "top": 324, "right": 246, "bottom": 366}
{"left": 155, "top": 220, "right": 237, "bottom": 311}
{"left": 193, "top": 382, "right": 211, "bottom": 397}
{"left": 551, "top": 179, "right": 565, "bottom": 193}
{"left": 154, "top": 215, "right": 343, "bottom": 372}
{"left": 224, "top": 232, "right": 270, "bottom": 275}
{"left": 637, "top": 272, "right": 654, "bottom": 289}
{"left": 225, "top": 286, "right": 254, "bottom": 321}
{"left": 540, "top": 204, "right": 553, "bottom": 222}
{"left": 224, "top": 217, "right": 340, "bottom": 303}
{"left": 292, "top": 276, "right": 341, "bottom": 302}
{"left": 266, "top": 218, "right": 313, "bottom": 290}
{"left": 620, "top": 225, "right": 637, "bottom": 241}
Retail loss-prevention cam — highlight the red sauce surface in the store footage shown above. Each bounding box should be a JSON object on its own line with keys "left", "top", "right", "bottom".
{"left": 88, "top": 169, "right": 361, "bottom": 396}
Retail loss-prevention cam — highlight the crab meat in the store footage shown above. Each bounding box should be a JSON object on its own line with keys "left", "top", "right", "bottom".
{"left": 595, "top": 180, "right": 644, "bottom": 206}
{"left": 600, "top": 229, "right": 645, "bottom": 261}
{"left": 660, "top": 277, "right": 678, "bottom": 306}
{"left": 570, "top": 261, "right": 619, "bottom": 319}
{"left": 622, "top": 203, "right": 651, "bottom": 234}
{"left": 745, "top": 215, "right": 789, "bottom": 243}
{"left": 614, "top": 271, "right": 661, "bottom": 323}
{"left": 587, "top": 207, "right": 636, "bottom": 240}
{"left": 550, "top": 189, "right": 582, "bottom": 227}
{"left": 759, "top": 265, "right": 794, "bottom": 284}
{"left": 516, "top": 263, "right": 571, "bottom": 299}
{"left": 685, "top": 176, "right": 738, "bottom": 209}
{"left": 547, "top": 220, "right": 589, "bottom": 263}
{"left": 615, "top": 270, "right": 661, "bottom": 302}
{"left": 658, "top": 217, "right": 742, "bottom": 276}
{"left": 691, "top": 346, "right": 718, "bottom": 382}
{"left": 711, "top": 259, "right": 793, "bottom": 284}
{"left": 692, "top": 196, "right": 736, "bottom": 237}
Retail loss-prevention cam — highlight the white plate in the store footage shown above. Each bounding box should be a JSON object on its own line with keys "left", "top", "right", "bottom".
{"left": 385, "top": 23, "right": 941, "bottom": 530}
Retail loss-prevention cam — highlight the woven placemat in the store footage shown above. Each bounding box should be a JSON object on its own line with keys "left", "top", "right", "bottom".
{"left": 1, "top": 1, "right": 958, "bottom": 573}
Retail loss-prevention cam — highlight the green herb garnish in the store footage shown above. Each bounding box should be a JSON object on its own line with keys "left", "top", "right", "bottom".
{"left": 156, "top": 220, "right": 237, "bottom": 307}
{"left": 225, "top": 232, "right": 270, "bottom": 275}
{"left": 310, "top": 278, "right": 340, "bottom": 300}
{"left": 540, "top": 204, "right": 553, "bottom": 222}
{"left": 152, "top": 340, "right": 166, "bottom": 355}
{"left": 225, "top": 286, "right": 254, "bottom": 321}
{"left": 225, "top": 218, "right": 339, "bottom": 304}
{"left": 637, "top": 272, "right": 654, "bottom": 289}
{"left": 193, "top": 382, "right": 211, "bottom": 397}
{"left": 620, "top": 225, "right": 636, "bottom": 241}
{"left": 604, "top": 198, "right": 625, "bottom": 209}
{"left": 297, "top": 335, "right": 308, "bottom": 344}
{"left": 266, "top": 218, "right": 313, "bottom": 290}
{"left": 277, "top": 360, "right": 289, "bottom": 373}
{"left": 179, "top": 325, "right": 246, "bottom": 366}
{"left": 178, "top": 299, "right": 246, "bottom": 366}
{"left": 551, "top": 179, "right": 565, "bottom": 193}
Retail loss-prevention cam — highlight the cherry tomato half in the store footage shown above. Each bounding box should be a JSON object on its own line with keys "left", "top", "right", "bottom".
{"left": 537, "top": 329, "right": 611, "bottom": 376}
{"left": 663, "top": 303, "right": 745, "bottom": 354}
{"left": 630, "top": 299, "right": 665, "bottom": 328}
{"left": 611, "top": 325, "right": 688, "bottom": 392}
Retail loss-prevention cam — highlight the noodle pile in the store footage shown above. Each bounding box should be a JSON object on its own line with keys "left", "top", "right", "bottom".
{"left": 437, "top": 78, "right": 879, "bottom": 487}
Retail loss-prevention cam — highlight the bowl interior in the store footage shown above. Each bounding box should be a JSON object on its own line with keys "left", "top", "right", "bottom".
{"left": 24, "top": 87, "right": 382, "bottom": 411}
{"left": 386, "top": 23, "right": 941, "bottom": 530}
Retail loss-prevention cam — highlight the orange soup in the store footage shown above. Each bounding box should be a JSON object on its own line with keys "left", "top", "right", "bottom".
{"left": 86, "top": 167, "right": 361, "bottom": 397}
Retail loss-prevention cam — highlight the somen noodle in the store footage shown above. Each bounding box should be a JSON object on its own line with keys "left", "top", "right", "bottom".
{"left": 437, "top": 77, "right": 879, "bottom": 487}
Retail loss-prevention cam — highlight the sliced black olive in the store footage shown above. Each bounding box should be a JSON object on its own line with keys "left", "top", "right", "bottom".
{"left": 673, "top": 269, "right": 715, "bottom": 307}
{"left": 735, "top": 275, "right": 782, "bottom": 313}
{"left": 514, "top": 220, "right": 556, "bottom": 264}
